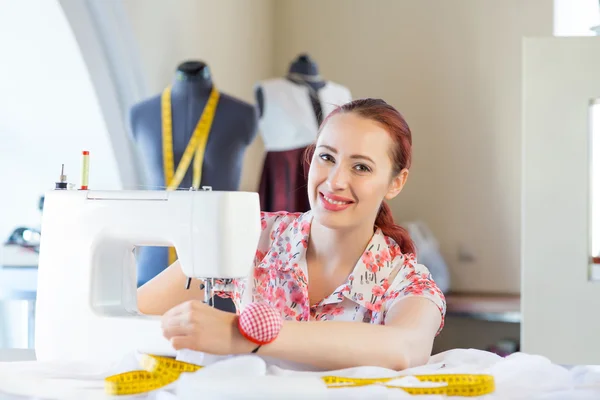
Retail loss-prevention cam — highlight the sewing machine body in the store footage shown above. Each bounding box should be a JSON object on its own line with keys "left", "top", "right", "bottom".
{"left": 34, "top": 189, "right": 261, "bottom": 364}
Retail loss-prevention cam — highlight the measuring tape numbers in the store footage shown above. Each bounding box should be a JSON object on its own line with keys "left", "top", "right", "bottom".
{"left": 161, "top": 85, "right": 220, "bottom": 266}
{"left": 105, "top": 354, "right": 495, "bottom": 397}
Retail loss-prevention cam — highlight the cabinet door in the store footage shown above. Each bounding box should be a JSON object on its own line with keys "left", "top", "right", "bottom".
{"left": 522, "top": 37, "right": 600, "bottom": 365}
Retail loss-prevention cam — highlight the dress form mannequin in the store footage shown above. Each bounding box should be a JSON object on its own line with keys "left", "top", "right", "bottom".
{"left": 129, "top": 61, "right": 258, "bottom": 311}
{"left": 254, "top": 54, "right": 352, "bottom": 213}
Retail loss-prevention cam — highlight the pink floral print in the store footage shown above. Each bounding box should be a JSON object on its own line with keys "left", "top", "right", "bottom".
{"left": 214, "top": 211, "right": 446, "bottom": 334}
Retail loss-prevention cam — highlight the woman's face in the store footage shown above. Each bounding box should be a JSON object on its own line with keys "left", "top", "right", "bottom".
{"left": 307, "top": 112, "right": 408, "bottom": 231}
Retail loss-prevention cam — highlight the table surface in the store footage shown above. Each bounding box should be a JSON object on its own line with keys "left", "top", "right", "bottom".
{"left": 445, "top": 292, "right": 521, "bottom": 323}
{"left": 446, "top": 292, "right": 520, "bottom": 313}
{"left": 0, "top": 349, "right": 36, "bottom": 362}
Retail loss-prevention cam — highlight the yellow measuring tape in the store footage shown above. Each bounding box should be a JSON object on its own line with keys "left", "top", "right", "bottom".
{"left": 105, "top": 354, "right": 201, "bottom": 396}
{"left": 105, "top": 354, "right": 495, "bottom": 397}
{"left": 161, "top": 85, "right": 220, "bottom": 265}
{"left": 322, "top": 373, "right": 495, "bottom": 396}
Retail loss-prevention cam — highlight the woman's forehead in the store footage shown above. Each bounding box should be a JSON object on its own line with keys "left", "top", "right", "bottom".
{"left": 318, "top": 113, "right": 393, "bottom": 158}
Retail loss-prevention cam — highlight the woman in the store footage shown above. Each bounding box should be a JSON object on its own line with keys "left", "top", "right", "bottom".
{"left": 137, "top": 98, "right": 446, "bottom": 371}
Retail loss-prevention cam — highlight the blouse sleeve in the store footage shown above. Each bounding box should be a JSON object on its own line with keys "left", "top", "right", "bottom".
{"left": 384, "top": 261, "right": 447, "bottom": 335}
{"left": 213, "top": 211, "right": 289, "bottom": 312}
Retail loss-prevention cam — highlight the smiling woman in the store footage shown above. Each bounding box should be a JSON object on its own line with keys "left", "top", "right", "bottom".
{"left": 304, "top": 99, "right": 415, "bottom": 255}
{"left": 138, "top": 98, "right": 446, "bottom": 371}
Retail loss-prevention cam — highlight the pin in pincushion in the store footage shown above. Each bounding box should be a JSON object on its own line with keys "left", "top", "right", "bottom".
{"left": 237, "top": 302, "right": 283, "bottom": 347}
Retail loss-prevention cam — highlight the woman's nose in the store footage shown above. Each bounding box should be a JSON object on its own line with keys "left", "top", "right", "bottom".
{"left": 327, "top": 166, "right": 349, "bottom": 190}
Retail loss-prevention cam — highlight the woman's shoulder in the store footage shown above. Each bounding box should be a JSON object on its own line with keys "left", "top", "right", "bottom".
{"left": 378, "top": 232, "right": 444, "bottom": 299}
{"left": 257, "top": 211, "right": 309, "bottom": 250}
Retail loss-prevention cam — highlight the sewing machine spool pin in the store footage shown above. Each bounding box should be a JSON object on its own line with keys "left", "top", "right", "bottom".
{"left": 55, "top": 164, "right": 68, "bottom": 190}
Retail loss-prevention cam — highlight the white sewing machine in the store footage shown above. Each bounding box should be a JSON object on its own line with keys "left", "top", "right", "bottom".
{"left": 34, "top": 188, "right": 261, "bottom": 364}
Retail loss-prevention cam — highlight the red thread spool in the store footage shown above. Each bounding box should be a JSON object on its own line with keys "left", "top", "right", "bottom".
{"left": 237, "top": 302, "right": 283, "bottom": 346}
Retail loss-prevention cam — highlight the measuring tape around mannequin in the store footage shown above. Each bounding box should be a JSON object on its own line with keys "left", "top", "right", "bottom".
{"left": 161, "top": 86, "right": 220, "bottom": 266}
{"left": 104, "top": 354, "right": 495, "bottom": 397}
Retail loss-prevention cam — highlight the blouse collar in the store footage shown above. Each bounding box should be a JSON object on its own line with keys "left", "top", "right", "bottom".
{"left": 274, "top": 210, "right": 410, "bottom": 310}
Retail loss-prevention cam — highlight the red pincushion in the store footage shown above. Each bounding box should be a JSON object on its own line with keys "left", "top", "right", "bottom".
{"left": 237, "top": 302, "right": 283, "bottom": 346}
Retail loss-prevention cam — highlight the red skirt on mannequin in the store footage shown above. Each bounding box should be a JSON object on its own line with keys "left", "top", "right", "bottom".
{"left": 258, "top": 147, "right": 311, "bottom": 213}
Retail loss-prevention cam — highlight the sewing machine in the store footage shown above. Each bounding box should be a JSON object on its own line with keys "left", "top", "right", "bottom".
{"left": 34, "top": 188, "right": 261, "bottom": 364}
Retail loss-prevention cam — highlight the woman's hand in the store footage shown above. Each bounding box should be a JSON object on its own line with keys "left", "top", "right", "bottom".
{"left": 161, "top": 300, "right": 255, "bottom": 355}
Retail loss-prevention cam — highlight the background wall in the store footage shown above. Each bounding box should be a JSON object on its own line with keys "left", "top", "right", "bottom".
{"left": 272, "top": 0, "right": 554, "bottom": 293}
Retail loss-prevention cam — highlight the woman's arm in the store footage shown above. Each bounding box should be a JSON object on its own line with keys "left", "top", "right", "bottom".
{"left": 162, "top": 296, "right": 442, "bottom": 371}
{"left": 137, "top": 261, "right": 205, "bottom": 316}
{"left": 253, "top": 297, "right": 442, "bottom": 371}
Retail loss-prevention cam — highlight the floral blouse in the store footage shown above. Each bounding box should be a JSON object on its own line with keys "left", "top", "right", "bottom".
{"left": 214, "top": 211, "right": 446, "bottom": 334}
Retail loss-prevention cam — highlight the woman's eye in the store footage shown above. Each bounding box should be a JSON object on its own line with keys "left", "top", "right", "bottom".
{"left": 319, "top": 153, "right": 334, "bottom": 162}
{"left": 354, "top": 164, "right": 371, "bottom": 173}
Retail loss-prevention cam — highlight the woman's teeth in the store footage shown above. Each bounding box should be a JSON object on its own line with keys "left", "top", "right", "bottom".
{"left": 324, "top": 195, "right": 350, "bottom": 205}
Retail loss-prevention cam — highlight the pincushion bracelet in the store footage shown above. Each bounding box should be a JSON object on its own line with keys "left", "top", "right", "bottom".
{"left": 237, "top": 302, "right": 283, "bottom": 353}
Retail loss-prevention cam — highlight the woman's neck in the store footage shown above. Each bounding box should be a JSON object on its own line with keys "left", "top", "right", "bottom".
{"left": 307, "top": 220, "right": 375, "bottom": 276}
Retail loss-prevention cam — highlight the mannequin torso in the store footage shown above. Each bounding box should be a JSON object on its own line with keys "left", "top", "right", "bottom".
{"left": 131, "top": 62, "right": 258, "bottom": 192}
{"left": 130, "top": 61, "right": 258, "bottom": 298}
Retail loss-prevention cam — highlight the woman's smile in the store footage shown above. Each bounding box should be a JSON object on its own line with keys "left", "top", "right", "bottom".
{"left": 319, "top": 191, "right": 354, "bottom": 211}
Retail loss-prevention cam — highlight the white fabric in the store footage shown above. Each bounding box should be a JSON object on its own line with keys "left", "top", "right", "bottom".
{"left": 256, "top": 78, "right": 352, "bottom": 151}
{"left": 1, "top": 349, "right": 600, "bottom": 399}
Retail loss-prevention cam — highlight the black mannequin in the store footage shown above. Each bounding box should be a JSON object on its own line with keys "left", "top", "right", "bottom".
{"left": 255, "top": 54, "right": 326, "bottom": 120}
{"left": 129, "top": 60, "right": 258, "bottom": 311}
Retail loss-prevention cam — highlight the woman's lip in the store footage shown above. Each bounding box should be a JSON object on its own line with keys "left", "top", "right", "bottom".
{"left": 319, "top": 192, "right": 353, "bottom": 211}
{"left": 319, "top": 191, "right": 354, "bottom": 203}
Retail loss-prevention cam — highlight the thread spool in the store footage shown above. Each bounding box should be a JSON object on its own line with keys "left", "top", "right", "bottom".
{"left": 80, "top": 150, "right": 89, "bottom": 190}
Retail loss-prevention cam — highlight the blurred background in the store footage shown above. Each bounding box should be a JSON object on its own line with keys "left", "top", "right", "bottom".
{"left": 0, "top": 0, "right": 598, "bottom": 359}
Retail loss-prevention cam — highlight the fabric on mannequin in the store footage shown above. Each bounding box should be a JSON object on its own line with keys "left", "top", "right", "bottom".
{"left": 129, "top": 61, "right": 258, "bottom": 312}
{"left": 287, "top": 72, "right": 325, "bottom": 126}
{"left": 257, "top": 147, "right": 311, "bottom": 213}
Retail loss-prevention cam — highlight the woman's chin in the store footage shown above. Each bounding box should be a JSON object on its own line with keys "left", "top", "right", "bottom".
{"left": 312, "top": 207, "right": 352, "bottom": 229}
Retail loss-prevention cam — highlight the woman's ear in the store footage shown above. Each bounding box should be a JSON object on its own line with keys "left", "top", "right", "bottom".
{"left": 385, "top": 169, "right": 409, "bottom": 200}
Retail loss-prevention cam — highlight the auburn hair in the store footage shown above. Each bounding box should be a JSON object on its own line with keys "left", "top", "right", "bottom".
{"left": 304, "top": 98, "right": 415, "bottom": 255}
